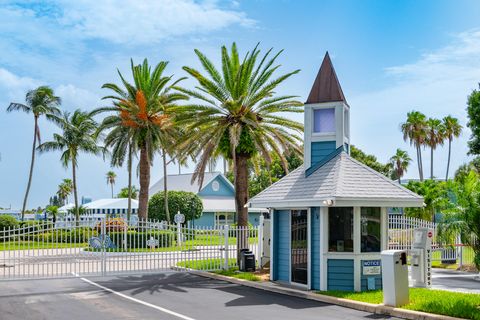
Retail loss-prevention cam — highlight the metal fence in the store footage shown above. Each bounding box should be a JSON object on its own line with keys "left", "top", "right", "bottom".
{"left": 0, "top": 217, "right": 262, "bottom": 281}
{"left": 388, "top": 215, "right": 476, "bottom": 266}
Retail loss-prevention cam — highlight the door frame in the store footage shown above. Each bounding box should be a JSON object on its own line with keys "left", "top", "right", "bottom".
{"left": 288, "top": 208, "right": 310, "bottom": 289}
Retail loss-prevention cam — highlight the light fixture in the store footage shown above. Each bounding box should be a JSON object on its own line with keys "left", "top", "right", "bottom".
{"left": 323, "top": 199, "right": 334, "bottom": 207}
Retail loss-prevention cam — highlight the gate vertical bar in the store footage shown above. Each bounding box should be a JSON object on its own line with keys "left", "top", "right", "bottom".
{"left": 224, "top": 225, "right": 229, "bottom": 270}
{"left": 101, "top": 218, "right": 106, "bottom": 276}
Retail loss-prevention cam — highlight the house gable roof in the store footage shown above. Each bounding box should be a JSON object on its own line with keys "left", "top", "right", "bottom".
{"left": 249, "top": 152, "right": 423, "bottom": 208}
{"left": 149, "top": 172, "right": 234, "bottom": 196}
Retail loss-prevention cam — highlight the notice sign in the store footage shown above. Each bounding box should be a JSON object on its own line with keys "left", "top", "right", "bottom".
{"left": 363, "top": 260, "right": 381, "bottom": 275}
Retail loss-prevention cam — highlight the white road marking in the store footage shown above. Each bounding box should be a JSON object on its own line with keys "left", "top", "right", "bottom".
{"left": 73, "top": 273, "right": 196, "bottom": 320}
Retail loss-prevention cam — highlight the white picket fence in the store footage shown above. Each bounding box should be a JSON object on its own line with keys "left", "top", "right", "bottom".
{"left": 388, "top": 215, "right": 476, "bottom": 266}
{"left": 0, "top": 217, "right": 262, "bottom": 281}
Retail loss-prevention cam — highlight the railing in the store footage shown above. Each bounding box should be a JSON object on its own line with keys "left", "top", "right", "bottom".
{"left": 388, "top": 215, "right": 476, "bottom": 266}
{"left": 0, "top": 217, "right": 263, "bottom": 280}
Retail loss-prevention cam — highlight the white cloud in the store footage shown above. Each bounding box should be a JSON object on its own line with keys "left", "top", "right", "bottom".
{"left": 350, "top": 29, "right": 480, "bottom": 180}
{"left": 57, "top": 0, "right": 254, "bottom": 44}
{"left": 0, "top": 68, "right": 40, "bottom": 100}
{"left": 55, "top": 84, "right": 102, "bottom": 111}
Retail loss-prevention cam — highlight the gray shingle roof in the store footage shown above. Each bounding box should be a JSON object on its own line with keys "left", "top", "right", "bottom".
{"left": 149, "top": 172, "right": 221, "bottom": 195}
{"left": 249, "top": 152, "right": 423, "bottom": 208}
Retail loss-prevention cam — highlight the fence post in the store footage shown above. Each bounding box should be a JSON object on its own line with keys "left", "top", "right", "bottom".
{"left": 177, "top": 221, "right": 182, "bottom": 246}
{"left": 101, "top": 217, "right": 106, "bottom": 276}
{"left": 224, "top": 224, "right": 229, "bottom": 270}
{"left": 257, "top": 215, "right": 264, "bottom": 269}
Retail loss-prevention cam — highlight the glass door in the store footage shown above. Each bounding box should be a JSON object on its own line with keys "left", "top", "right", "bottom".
{"left": 291, "top": 210, "right": 308, "bottom": 285}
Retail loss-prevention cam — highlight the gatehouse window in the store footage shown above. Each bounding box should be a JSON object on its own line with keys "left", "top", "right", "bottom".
{"left": 313, "top": 108, "right": 335, "bottom": 133}
{"left": 328, "top": 207, "right": 353, "bottom": 252}
{"left": 361, "top": 207, "right": 381, "bottom": 252}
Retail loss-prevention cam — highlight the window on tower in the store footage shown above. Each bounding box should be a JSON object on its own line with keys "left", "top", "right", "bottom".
{"left": 313, "top": 108, "right": 335, "bottom": 133}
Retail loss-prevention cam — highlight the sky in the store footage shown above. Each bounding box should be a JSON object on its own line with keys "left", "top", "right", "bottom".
{"left": 1, "top": 0, "right": 480, "bottom": 209}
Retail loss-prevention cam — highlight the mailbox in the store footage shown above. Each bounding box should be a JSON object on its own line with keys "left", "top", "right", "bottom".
{"left": 381, "top": 250, "right": 409, "bottom": 307}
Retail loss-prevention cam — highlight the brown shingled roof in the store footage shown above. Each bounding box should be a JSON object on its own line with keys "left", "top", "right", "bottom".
{"left": 306, "top": 52, "right": 347, "bottom": 104}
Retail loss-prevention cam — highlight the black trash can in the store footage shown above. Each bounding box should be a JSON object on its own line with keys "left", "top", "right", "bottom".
{"left": 239, "top": 249, "right": 256, "bottom": 272}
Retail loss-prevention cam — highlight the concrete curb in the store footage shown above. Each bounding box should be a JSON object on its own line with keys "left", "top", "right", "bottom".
{"left": 191, "top": 271, "right": 465, "bottom": 320}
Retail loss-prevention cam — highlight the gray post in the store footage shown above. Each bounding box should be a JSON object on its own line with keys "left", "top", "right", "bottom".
{"left": 224, "top": 225, "right": 229, "bottom": 270}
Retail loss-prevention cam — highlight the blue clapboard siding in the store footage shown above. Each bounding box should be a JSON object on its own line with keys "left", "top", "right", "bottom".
{"left": 273, "top": 210, "right": 290, "bottom": 282}
{"left": 310, "top": 208, "right": 320, "bottom": 290}
{"left": 327, "top": 259, "right": 354, "bottom": 291}
{"left": 191, "top": 212, "right": 215, "bottom": 227}
{"left": 198, "top": 176, "right": 234, "bottom": 197}
{"left": 311, "top": 141, "right": 336, "bottom": 167}
{"left": 361, "top": 260, "right": 383, "bottom": 291}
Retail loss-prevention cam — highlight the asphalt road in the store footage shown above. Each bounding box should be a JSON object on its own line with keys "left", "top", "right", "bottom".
{"left": 0, "top": 272, "right": 398, "bottom": 320}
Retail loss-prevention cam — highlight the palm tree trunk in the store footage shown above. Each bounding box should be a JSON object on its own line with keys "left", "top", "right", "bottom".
{"left": 446, "top": 139, "right": 452, "bottom": 181}
{"left": 418, "top": 144, "right": 424, "bottom": 181}
{"left": 138, "top": 144, "right": 150, "bottom": 220}
{"left": 72, "top": 162, "right": 79, "bottom": 226}
{"left": 162, "top": 149, "right": 170, "bottom": 223}
{"left": 111, "top": 183, "right": 114, "bottom": 198}
{"left": 235, "top": 153, "right": 249, "bottom": 262}
{"left": 21, "top": 116, "right": 38, "bottom": 220}
{"left": 127, "top": 142, "right": 132, "bottom": 222}
{"left": 430, "top": 146, "right": 434, "bottom": 180}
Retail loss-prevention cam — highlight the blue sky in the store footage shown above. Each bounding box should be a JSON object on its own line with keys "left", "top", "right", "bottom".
{"left": 1, "top": 0, "right": 480, "bottom": 209}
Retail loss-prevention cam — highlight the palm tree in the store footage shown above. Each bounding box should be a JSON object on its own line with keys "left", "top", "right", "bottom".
{"left": 106, "top": 171, "right": 117, "bottom": 198}
{"left": 7, "top": 86, "right": 61, "bottom": 219}
{"left": 401, "top": 111, "right": 427, "bottom": 181}
{"left": 425, "top": 118, "right": 445, "bottom": 179}
{"left": 443, "top": 115, "right": 462, "bottom": 181}
{"left": 389, "top": 149, "right": 411, "bottom": 184}
{"left": 38, "top": 110, "right": 102, "bottom": 223}
{"left": 175, "top": 43, "right": 303, "bottom": 253}
{"left": 96, "top": 59, "right": 188, "bottom": 220}
{"left": 57, "top": 178, "right": 73, "bottom": 205}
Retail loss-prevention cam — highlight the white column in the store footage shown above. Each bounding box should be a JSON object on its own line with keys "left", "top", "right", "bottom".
{"left": 307, "top": 208, "right": 311, "bottom": 289}
{"left": 269, "top": 209, "right": 274, "bottom": 281}
{"left": 319, "top": 207, "right": 328, "bottom": 291}
{"left": 381, "top": 207, "right": 388, "bottom": 251}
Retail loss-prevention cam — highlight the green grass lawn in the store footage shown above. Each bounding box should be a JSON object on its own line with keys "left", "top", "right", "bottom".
{"left": 319, "top": 288, "right": 480, "bottom": 320}
{"left": 184, "top": 235, "right": 258, "bottom": 246}
{"left": 0, "top": 241, "right": 86, "bottom": 250}
{"left": 176, "top": 258, "right": 237, "bottom": 270}
{"left": 213, "top": 268, "right": 262, "bottom": 281}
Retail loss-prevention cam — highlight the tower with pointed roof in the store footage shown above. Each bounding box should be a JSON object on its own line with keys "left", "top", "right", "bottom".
{"left": 304, "top": 52, "right": 350, "bottom": 175}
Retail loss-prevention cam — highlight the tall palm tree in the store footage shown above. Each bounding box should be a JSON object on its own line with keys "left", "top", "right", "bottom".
{"left": 106, "top": 171, "right": 117, "bottom": 198}
{"left": 401, "top": 111, "right": 427, "bottom": 181}
{"left": 175, "top": 43, "right": 303, "bottom": 252}
{"left": 96, "top": 59, "right": 188, "bottom": 220}
{"left": 443, "top": 115, "right": 462, "bottom": 181}
{"left": 38, "top": 110, "right": 102, "bottom": 223}
{"left": 425, "top": 118, "right": 445, "bottom": 179}
{"left": 7, "top": 86, "right": 61, "bottom": 219}
{"left": 95, "top": 118, "right": 137, "bottom": 221}
{"left": 389, "top": 149, "right": 411, "bottom": 184}
{"left": 57, "top": 178, "right": 73, "bottom": 205}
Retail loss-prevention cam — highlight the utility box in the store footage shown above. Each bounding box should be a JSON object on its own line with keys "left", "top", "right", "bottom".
{"left": 411, "top": 228, "right": 433, "bottom": 288}
{"left": 239, "top": 249, "right": 256, "bottom": 272}
{"left": 381, "top": 250, "right": 409, "bottom": 307}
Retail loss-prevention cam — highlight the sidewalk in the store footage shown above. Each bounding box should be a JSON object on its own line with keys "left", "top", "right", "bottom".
{"left": 192, "top": 270, "right": 464, "bottom": 320}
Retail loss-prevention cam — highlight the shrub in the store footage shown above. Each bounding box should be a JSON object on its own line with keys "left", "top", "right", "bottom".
{"left": 108, "top": 230, "right": 175, "bottom": 249}
{"left": 22, "top": 228, "right": 97, "bottom": 243}
{"left": 149, "top": 191, "right": 203, "bottom": 222}
{"left": 0, "top": 215, "right": 19, "bottom": 230}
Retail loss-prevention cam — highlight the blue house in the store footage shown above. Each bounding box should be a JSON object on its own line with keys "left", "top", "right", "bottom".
{"left": 149, "top": 172, "right": 266, "bottom": 227}
{"left": 248, "top": 53, "right": 423, "bottom": 292}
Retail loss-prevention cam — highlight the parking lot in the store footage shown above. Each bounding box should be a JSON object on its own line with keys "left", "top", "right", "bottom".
{"left": 0, "top": 272, "right": 398, "bottom": 320}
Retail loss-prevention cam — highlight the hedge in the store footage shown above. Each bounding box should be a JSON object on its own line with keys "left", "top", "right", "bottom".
{"left": 108, "top": 230, "right": 176, "bottom": 249}
{"left": 20, "top": 228, "right": 97, "bottom": 243}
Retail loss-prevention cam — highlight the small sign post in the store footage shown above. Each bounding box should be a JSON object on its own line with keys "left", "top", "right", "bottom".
{"left": 174, "top": 211, "right": 185, "bottom": 246}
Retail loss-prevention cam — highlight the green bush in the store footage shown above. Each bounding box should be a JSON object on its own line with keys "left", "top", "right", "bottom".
{"left": 22, "top": 228, "right": 97, "bottom": 243}
{"left": 108, "top": 230, "right": 175, "bottom": 249}
{"left": 149, "top": 191, "right": 203, "bottom": 222}
{"left": 0, "top": 215, "right": 19, "bottom": 230}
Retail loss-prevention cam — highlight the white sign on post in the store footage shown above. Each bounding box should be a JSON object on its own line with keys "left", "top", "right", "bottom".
{"left": 174, "top": 213, "right": 185, "bottom": 224}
